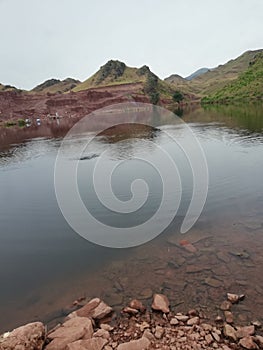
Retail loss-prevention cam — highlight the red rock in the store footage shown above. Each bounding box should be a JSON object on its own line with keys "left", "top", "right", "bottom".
{"left": 46, "top": 317, "right": 93, "bottom": 350}
{"left": 66, "top": 337, "right": 107, "bottom": 350}
{"left": 129, "top": 299, "right": 146, "bottom": 312}
{"left": 227, "top": 293, "right": 239, "bottom": 304}
{"left": 236, "top": 325, "right": 255, "bottom": 339}
{"left": 223, "top": 324, "right": 237, "bottom": 341}
{"left": 0, "top": 322, "right": 45, "bottom": 350}
{"left": 68, "top": 298, "right": 112, "bottom": 320}
{"left": 151, "top": 294, "right": 170, "bottom": 313}
{"left": 224, "top": 311, "right": 234, "bottom": 324}
{"left": 239, "top": 336, "right": 259, "bottom": 349}
{"left": 117, "top": 336, "right": 151, "bottom": 350}
{"left": 122, "top": 307, "right": 139, "bottom": 315}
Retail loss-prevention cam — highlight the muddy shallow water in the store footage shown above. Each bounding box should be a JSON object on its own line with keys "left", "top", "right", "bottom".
{"left": 0, "top": 104, "right": 262, "bottom": 332}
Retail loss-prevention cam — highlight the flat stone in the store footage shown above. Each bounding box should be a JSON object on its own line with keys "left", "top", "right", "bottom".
{"left": 117, "top": 336, "right": 150, "bottom": 350}
{"left": 236, "top": 325, "right": 255, "bottom": 339}
{"left": 66, "top": 338, "right": 107, "bottom": 350}
{"left": 0, "top": 322, "right": 45, "bottom": 350}
{"left": 68, "top": 298, "right": 112, "bottom": 320}
{"left": 122, "top": 307, "right": 139, "bottom": 315}
{"left": 152, "top": 294, "right": 170, "bottom": 313}
{"left": 223, "top": 324, "right": 237, "bottom": 341}
{"left": 175, "top": 314, "right": 189, "bottom": 322}
{"left": 46, "top": 317, "right": 93, "bottom": 350}
{"left": 239, "top": 336, "right": 259, "bottom": 349}
{"left": 187, "top": 317, "right": 199, "bottom": 326}
{"left": 170, "top": 318, "right": 179, "bottom": 325}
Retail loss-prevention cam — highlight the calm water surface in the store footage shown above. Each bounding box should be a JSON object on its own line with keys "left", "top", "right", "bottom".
{"left": 0, "top": 104, "right": 263, "bottom": 332}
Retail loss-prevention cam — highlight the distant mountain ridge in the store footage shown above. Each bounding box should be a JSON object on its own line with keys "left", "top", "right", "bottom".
{"left": 185, "top": 68, "right": 210, "bottom": 80}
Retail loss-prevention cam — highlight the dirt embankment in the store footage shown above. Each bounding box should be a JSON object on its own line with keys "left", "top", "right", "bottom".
{"left": 0, "top": 83, "right": 148, "bottom": 124}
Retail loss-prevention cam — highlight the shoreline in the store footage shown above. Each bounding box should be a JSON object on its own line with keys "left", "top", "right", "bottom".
{"left": 1, "top": 292, "right": 262, "bottom": 350}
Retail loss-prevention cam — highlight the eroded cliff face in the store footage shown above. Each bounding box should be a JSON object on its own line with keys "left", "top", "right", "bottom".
{"left": 0, "top": 83, "right": 148, "bottom": 123}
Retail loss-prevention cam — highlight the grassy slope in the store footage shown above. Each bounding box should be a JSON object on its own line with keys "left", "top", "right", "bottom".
{"left": 73, "top": 66, "right": 146, "bottom": 92}
{"left": 165, "top": 49, "right": 262, "bottom": 98}
{"left": 202, "top": 51, "right": 263, "bottom": 103}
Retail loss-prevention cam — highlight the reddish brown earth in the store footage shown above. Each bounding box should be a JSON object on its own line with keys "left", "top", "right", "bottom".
{"left": 0, "top": 83, "right": 149, "bottom": 124}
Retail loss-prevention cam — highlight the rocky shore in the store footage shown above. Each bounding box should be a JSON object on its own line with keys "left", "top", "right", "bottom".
{"left": 1, "top": 292, "right": 262, "bottom": 350}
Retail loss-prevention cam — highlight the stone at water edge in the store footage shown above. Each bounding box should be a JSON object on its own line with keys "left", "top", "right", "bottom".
{"left": 151, "top": 293, "right": 170, "bottom": 313}
{"left": 67, "top": 297, "right": 112, "bottom": 320}
{"left": 0, "top": 322, "right": 45, "bottom": 350}
{"left": 46, "top": 317, "right": 93, "bottom": 350}
{"left": 227, "top": 292, "right": 245, "bottom": 304}
{"left": 129, "top": 299, "right": 146, "bottom": 312}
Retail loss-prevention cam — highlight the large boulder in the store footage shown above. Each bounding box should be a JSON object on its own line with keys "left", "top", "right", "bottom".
{"left": 0, "top": 322, "right": 45, "bottom": 350}
{"left": 46, "top": 317, "right": 93, "bottom": 350}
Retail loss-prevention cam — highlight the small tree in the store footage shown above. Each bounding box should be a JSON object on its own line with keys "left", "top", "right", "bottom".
{"left": 173, "top": 91, "right": 184, "bottom": 103}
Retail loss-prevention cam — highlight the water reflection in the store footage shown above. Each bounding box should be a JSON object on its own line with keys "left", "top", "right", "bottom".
{"left": 0, "top": 103, "right": 263, "bottom": 332}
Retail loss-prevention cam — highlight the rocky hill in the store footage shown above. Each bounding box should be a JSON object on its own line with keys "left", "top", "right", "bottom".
{"left": 0, "top": 83, "right": 20, "bottom": 92}
{"left": 31, "top": 78, "right": 81, "bottom": 94}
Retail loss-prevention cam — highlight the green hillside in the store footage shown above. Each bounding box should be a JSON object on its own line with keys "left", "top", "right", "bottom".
{"left": 202, "top": 51, "right": 263, "bottom": 103}
{"left": 31, "top": 78, "right": 80, "bottom": 93}
{"left": 165, "top": 49, "right": 263, "bottom": 98}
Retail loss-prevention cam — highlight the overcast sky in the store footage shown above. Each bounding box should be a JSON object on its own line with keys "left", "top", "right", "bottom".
{"left": 0, "top": 0, "right": 262, "bottom": 90}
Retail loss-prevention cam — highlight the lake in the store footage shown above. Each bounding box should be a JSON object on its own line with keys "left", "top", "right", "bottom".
{"left": 0, "top": 103, "right": 263, "bottom": 332}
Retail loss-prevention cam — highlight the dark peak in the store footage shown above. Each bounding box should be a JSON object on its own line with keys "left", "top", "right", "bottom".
{"left": 96, "top": 60, "right": 126, "bottom": 84}
{"left": 62, "top": 77, "right": 81, "bottom": 84}
{"left": 32, "top": 78, "right": 61, "bottom": 91}
{"left": 137, "top": 65, "right": 151, "bottom": 76}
